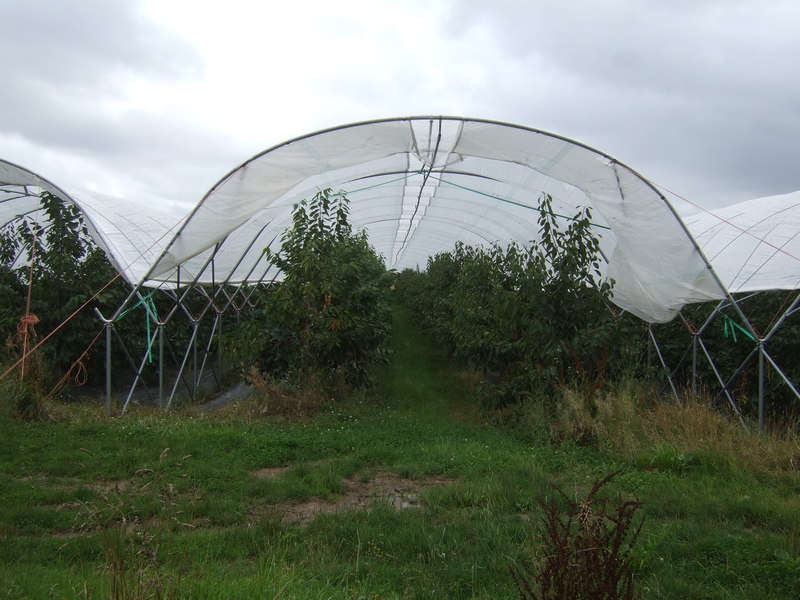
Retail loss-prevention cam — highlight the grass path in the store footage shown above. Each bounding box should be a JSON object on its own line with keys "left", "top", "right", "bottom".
{"left": 377, "top": 301, "right": 481, "bottom": 424}
{"left": 0, "top": 304, "right": 799, "bottom": 598}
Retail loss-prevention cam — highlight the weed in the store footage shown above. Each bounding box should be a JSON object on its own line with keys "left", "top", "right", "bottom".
{"left": 79, "top": 489, "right": 177, "bottom": 599}
{"left": 541, "top": 380, "right": 800, "bottom": 479}
{"left": 2, "top": 322, "right": 48, "bottom": 420}
{"left": 239, "top": 366, "right": 329, "bottom": 419}
{"left": 510, "top": 471, "right": 643, "bottom": 600}
{"left": 10, "top": 380, "right": 46, "bottom": 421}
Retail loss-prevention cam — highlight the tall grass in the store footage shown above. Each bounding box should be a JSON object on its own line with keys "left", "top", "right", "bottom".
{"left": 535, "top": 381, "right": 800, "bottom": 478}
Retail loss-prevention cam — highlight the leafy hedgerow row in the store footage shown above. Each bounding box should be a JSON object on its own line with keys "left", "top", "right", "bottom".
{"left": 394, "top": 193, "right": 640, "bottom": 410}
{"left": 394, "top": 191, "right": 800, "bottom": 422}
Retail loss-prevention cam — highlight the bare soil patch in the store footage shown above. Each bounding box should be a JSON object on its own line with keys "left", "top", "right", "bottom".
{"left": 251, "top": 466, "right": 291, "bottom": 479}
{"left": 262, "top": 472, "right": 453, "bottom": 525}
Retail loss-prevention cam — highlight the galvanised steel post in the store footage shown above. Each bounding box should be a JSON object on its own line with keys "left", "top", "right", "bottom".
{"left": 218, "top": 314, "right": 223, "bottom": 386}
{"left": 105, "top": 321, "right": 112, "bottom": 417}
{"left": 192, "top": 320, "right": 198, "bottom": 400}
{"left": 758, "top": 341, "right": 765, "bottom": 430}
{"left": 159, "top": 324, "right": 165, "bottom": 409}
{"left": 692, "top": 334, "right": 698, "bottom": 397}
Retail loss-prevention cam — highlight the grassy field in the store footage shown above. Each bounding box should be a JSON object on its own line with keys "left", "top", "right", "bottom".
{"left": 1, "top": 305, "right": 799, "bottom": 599}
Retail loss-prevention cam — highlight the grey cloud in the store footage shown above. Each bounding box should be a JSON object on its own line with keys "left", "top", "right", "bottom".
{"left": 0, "top": 0, "right": 204, "bottom": 151}
{"left": 2, "top": 0, "right": 202, "bottom": 89}
{"left": 2, "top": 0, "right": 799, "bottom": 212}
{"left": 0, "top": 0, "right": 225, "bottom": 202}
{"left": 439, "top": 0, "right": 800, "bottom": 204}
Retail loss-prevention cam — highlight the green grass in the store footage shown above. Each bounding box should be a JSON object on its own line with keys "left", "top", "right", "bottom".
{"left": 1, "top": 304, "right": 799, "bottom": 598}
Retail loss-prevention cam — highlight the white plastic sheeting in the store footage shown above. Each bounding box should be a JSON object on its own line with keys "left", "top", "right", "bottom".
{"left": 685, "top": 191, "right": 800, "bottom": 294}
{"left": 1, "top": 117, "right": 736, "bottom": 323}
{"left": 0, "top": 160, "right": 186, "bottom": 284}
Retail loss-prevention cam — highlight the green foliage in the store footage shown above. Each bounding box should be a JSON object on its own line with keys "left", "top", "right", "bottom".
{"left": 0, "top": 192, "right": 130, "bottom": 387}
{"left": 228, "top": 189, "right": 392, "bottom": 388}
{"left": 397, "top": 193, "right": 622, "bottom": 408}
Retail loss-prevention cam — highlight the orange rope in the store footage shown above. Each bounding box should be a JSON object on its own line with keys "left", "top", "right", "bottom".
{"left": 0, "top": 271, "right": 125, "bottom": 382}
{"left": 0, "top": 205, "right": 188, "bottom": 384}
{"left": 684, "top": 319, "right": 698, "bottom": 335}
{"left": 17, "top": 313, "right": 40, "bottom": 334}
{"left": 764, "top": 289, "right": 797, "bottom": 333}
{"left": 45, "top": 327, "right": 103, "bottom": 403}
{"left": 19, "top": 227, "right": 39, "bottom": 382}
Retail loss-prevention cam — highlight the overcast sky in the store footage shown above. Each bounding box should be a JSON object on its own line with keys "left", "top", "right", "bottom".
{"left": 1, "top": 0, "right": 798, "bottom": 215}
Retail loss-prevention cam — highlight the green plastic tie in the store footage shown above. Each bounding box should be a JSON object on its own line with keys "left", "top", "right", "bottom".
{"left": 722, "top": 314, "right": 755, "bottom": 343}
{"left": 116, "top": 291, "right": 159, "bottom": 363}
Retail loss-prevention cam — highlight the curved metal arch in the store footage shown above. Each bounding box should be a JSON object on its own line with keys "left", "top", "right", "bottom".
{"left": 140, "top": 116, "right": 687, "bottom": 280}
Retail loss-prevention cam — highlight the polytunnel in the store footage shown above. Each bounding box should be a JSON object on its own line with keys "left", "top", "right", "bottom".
{"left": 673, "top": 191, "right": 800, "bottom": 426}
{"left": 1, "top": 116, "right": 797, "bottom": 421}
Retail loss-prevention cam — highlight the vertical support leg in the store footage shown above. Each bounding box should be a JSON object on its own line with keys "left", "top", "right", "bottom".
{"left": 218, "top": 313, "right": 223, "bottom": 386}
{"left": 758, "top": 341, "right": 765, "bottom": 430}
{"left": 105, "top": 322, "right": 113, "bottom": 418}
{"left": 192, "top": 321, "right": 198, "bottom": 400}
{"left": 692, "top": 334, "right": 698, "bottom": 397}
{"left": 159, "top": 324, "right": 165, "bottom": 409}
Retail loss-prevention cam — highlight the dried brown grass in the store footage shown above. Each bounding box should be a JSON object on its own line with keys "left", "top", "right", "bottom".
{"left": 554, "top": 382, "right": 800, "bottom": 478}
{"left": 210, "top": 366, "right": 329, "bottom": 421}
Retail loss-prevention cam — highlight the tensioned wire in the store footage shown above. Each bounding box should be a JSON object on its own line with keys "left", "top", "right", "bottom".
{"left": 428, "top": 175, "right": 613, "bottom": 231}
{"left": 336, "top": 170, "right": 613, "bottom": 231}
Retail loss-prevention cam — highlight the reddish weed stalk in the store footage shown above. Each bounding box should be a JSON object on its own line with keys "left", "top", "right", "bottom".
{"left": 511, "top": 471, "right": 643, "bottom": 600}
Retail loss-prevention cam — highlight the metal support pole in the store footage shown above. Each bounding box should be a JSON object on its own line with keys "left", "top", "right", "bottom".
{"left": 166, "top": 323, "right": 201, "bottom": 410}
{"left": 692, "top": 334, "right": 698, "bottom": 397}
{"left": 105, "top": 322, "right": 112, "bottom": 418}
{"left": 159, "top": 324, "right": 165, "bottom": 409}
{"left": 764, "top": 292, "right": 800, "bottom": 343}
{"left": 218, "top": 313, "right": 223, "bottom": 385}
{"left": 120, "top": 325, "right": 159, "bottom": 413}
{"left": 758, "top": 342, "right": 765, "bottom": 430}
{"left": 192, "top": 321, "right": 198, "bottom": 400}
{"left": 95, "top": 307, "right": 115, "bottom": 417}
{"left": 696, "top": 337, "right": 746, "bottom": 427}
{"left": 195, "top": 314, "right": 221, "bottom": 392}
{"left": 647, "top": 325, "right": 681, "bottom": 402}
{"left": 762, "top": 349, "right": 800, "bottom": 403}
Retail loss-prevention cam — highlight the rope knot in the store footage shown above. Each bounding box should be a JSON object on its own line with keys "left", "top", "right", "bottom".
{"left": 17, "top": 313, "right": 40, "bottom": 336}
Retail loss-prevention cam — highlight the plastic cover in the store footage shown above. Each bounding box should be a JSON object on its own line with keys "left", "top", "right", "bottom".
{"left": 1, "top": 117, "right": 738, "bottom": 323}
{"left": 685, "top": 191, "right": 800, "bottom": 294}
